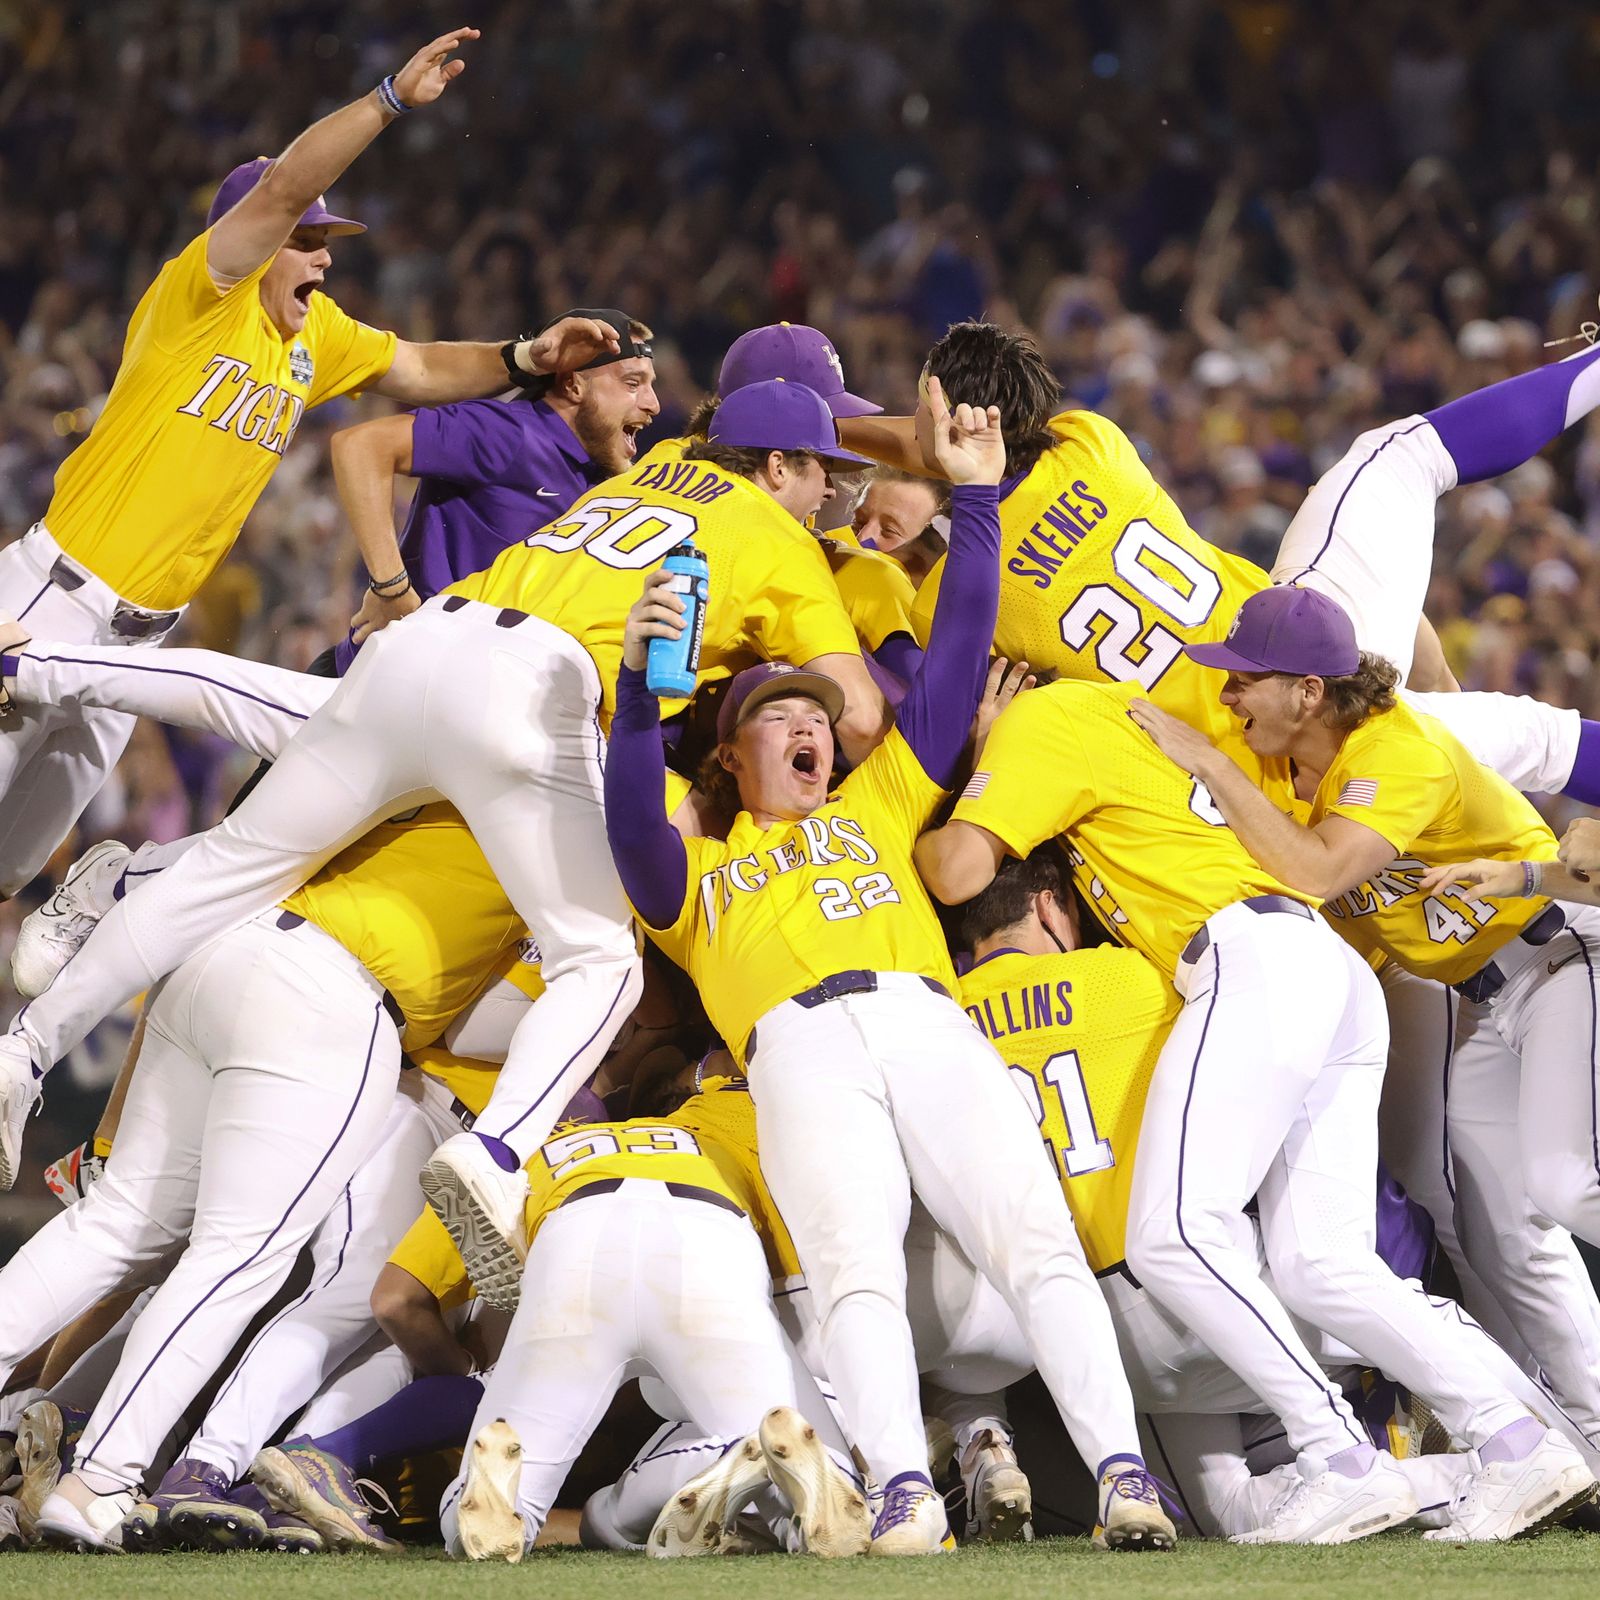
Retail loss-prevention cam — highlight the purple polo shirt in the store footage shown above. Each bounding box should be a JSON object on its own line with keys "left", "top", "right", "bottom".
{"left": 400, "top": 396, "right": 602, "bottom": 598}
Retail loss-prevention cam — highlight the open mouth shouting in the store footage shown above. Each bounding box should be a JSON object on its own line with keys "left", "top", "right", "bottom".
{"left": 293, "top": 272, "right": 322, "bottom": 310}
{"left": 790, "top": 742, "right": 824, "bottom": 784}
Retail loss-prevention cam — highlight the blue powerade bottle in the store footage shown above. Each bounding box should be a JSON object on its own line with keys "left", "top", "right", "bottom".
{"left": 646, "top": 543, "right": 709, "bottom": 698}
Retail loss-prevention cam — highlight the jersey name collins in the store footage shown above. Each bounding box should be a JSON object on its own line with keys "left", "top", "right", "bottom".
{"left": 695, "top": 814, "right": 898, "bottom": 941}
{"left": 174, "top": 349, "right": 309, "bottom": 456}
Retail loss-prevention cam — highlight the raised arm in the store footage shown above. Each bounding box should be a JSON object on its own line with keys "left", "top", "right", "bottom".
{"left": 892, "top": 378, "right": 1004, "bottom": 787}
{"left": 207, "top": 28, "right": 479, "bottom": 286}
{"left": 605, "top": 572, "right": 693, "bottom": 929}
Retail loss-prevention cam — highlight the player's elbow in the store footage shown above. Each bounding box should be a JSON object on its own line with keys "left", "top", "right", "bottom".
{"left": 331, "top": 413, "right": 413, "bottom": 478}
{"left": 914, "top": 826, "right": 990, "bottom": 905}
{"left": 371, "top": 1264, "right": 441, "bottom": 1348}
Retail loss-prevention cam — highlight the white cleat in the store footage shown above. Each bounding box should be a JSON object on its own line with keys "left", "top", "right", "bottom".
{"left": 1423, "top": 1429, "right": 1597, "bottom": 1543}
{"left": 456, "top": 1420, "right": 526, "bottom": 1563}
{"left": 1093, "top": 1459, "right": 1176, "bottom": 1551}
{"left": 758, "top": 1406, "right": 871, "bottom": 1558}
{"left": 14, "top": 1401, "right": 64, "bottom": 1540}
{"left": 36, "top": 1473, "right": 134, "bottom": 1552}
{"left": 869, "top": 1480, "right": 952, "bottom": 1555}
{"left": 648, "top": 1434, "right": 768, "bottom": 1558}
{"left": 0, "top": 1034, "right": 41, "bottom": 1194}
{"left": 961, "top": 1428, "right": 1033, "bottom": 1543}
{"left": 1232, "top": 1450, "right": 1418, "bottom": 1545}
{"left": 420, "top": 1134, "right": 530, "bottom": 1311}
{"left": 12, "top": 839, "right": 130, "bottom": 998}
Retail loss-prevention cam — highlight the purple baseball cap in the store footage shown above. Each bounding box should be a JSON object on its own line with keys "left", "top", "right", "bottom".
{"left": 719, "top": 323, "right": 881, "bottom": 418}
{"left": 716, "top": 661, "right": 845, "bottom": 743}
{"left": 206, "top": 158, "right": 366, "bottom": 237}
{"left": 707, "top": 379, "right": 873, "bottom": 469}
{"left": 1186, "top": 585, "right": 1360, "bottom": 678}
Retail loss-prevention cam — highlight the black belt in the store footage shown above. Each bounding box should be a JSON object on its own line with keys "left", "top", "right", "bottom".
{"left": 49, "top": 554, "right": 181, "bottom": 640}
{"left": 441, "top": 594, "right": 528, "bottom": 630}
{"left": 745, "top": 971, "right": 951, "bottom": 1061}
{"left": 1452, "top": 904, "right": 1567, "bottom": 1005}
{"left": 1180, "top": 894, "right": 1315, "bottom": 966}
{"left": 275, "top": 910, "right": 405, "bottom": 1030}
{"left": 557, "top": 1176, "right": 744, "bottom": 1218}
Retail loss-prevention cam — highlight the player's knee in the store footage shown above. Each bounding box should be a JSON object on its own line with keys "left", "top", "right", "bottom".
{"left": 1522, "top": 1155, "right": 1600, "bottom": 1238}
{"left": 1124, "top": 1209, "right": 1189, "bottom": 1286}
{"left": 1263, "top": 1239, "right": 1374, "bottom": 1326}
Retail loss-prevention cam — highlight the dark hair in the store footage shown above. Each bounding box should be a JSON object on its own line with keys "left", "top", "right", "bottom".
{"left": 925, "top": 321, "right": 1059, "bottom": 479}
{"left": 956, "top": 851, "right": 1063, "bottom": 950}
{"left": 682, "top": 439, "right": 816, "bottom": 480}
{"left": 695, "top": 744, "right": 744, "bottom": 827}
{"left": 1317, "top": 651, "right": 1400, "bottom": 731}
{"left": 684, "top": 393, "right": 718, "bottom": 438}
{"left": 523, "top": 318, "right": 656, "bottom": 401}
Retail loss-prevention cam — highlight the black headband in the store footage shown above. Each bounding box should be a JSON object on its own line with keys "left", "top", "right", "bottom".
{"left": 538, "top": 306, "right": 652, "bottom": 369}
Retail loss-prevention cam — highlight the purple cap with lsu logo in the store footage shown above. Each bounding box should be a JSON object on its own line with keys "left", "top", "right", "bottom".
{"left": 716, "top": 661, "right": 846, "bottom": 743}
{"left": 206, "top": 157, "right": 366, "bottom": 237}
{"left": 707, "top": 379, "right": 873, "bottom": 469}
{"left": 718, "top": 323, "right": 881, "bottom": 418}
{"left": 1185, "top": 585, "right": 1360, "bottom": 678}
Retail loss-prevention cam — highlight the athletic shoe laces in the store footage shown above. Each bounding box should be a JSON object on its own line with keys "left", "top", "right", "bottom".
{"left": 872, "top": 1484, "right": 931, "bottom": 1536}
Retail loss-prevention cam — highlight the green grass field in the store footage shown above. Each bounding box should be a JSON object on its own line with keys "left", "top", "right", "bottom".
{"left": 8, "top": 1534, "right": 1600, "bottom": 1600}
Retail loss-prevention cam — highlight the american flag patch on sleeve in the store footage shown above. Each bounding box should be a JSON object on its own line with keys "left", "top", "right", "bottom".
{"left": 1337, "top": 779, "right": 1378, "bottom": 807}
{"left": 962, "top": 772, "right": 991, "bottom": 801}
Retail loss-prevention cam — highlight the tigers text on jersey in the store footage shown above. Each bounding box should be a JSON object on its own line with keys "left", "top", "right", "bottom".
{"left": 911, "top": 410, "right": 1273, "bottom": 761}
{"left": 961, "top": 946, "right": 1178, "bottom": 1274}
{"left": 445, "top": 456, "right": 861, "bottom": 727}
{"left": 47, "top": 229, "right": 395, "bottom": 611}
{"left": 281, "top": 802, "right": 527, "bottom": 1052}
{"left": 1311, "top": 700, "right": 1557, "bottom": 984}
{"left": 955, "top": 680, "right": 1315, "bottom": 979}
{"left": 647, "top": 729, "right": 956, "bottom": 1063}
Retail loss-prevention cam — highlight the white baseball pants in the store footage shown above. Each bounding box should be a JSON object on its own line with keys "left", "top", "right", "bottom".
{"left": 746, "top": 974, "right": 1140, "bottom": 1493}
{"left": 10, "top": 595, "right": 642, "bottom": 1162}
{"left": 1127, "top": 901, "right": 1528, "bottom": 1463}
{"left": 0, "top": 524, "right": 181, "bottom": 894}
{"left": 0, "top": 911, "right": 400, "bottom": 1493}
{"left": 183, "top": 1070, "right": 462, "bottom": 1481}
{"left": 440, "top": 1181, "right": 796, "bottom": 1553}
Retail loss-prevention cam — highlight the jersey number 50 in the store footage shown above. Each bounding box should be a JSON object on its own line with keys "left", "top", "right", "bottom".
{"left": 1058, "top": 518, "right": 1222, "bottom": 690}
{"left": 525, "top": 496, "right": 698, "bottom": 569}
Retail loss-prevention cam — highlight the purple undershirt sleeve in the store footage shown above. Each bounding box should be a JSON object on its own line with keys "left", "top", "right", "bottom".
{"left": 892, "top": 482, "right": 1002, "bottom": 787}
{"left": 873, "top": 631, "right": 924, "bottom": 687}
{"left": 605, "top": 665, "right": 690, "bottom": 929}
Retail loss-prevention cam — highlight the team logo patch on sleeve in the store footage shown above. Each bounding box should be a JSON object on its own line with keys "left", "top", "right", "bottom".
{"left": 1337, "top": 779, "right": 1378, "bottom": 807}
{"left": 962, "top": 772, "right": 991, "bottom": 801}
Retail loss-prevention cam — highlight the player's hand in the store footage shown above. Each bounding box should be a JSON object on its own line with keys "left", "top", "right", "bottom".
{"left": 1558, "top": 816, "right": 1600, "bottom": 881}
{"left": 622, "top": 568, "right": 686, "bottom": 671}
{"left": 970, "top": 657, "right": 1034, "bottom": 760}
{"left": 1127, "top": 697, "right": 1218, "bottom": 776}
{"left": 391, "top": 27, "right": 480, "bottom": 108}
{"left": 1417, "top": 858, "right": 1526, "bottom": 898}
{"left": 350, "top": 583, "right": 422, "bottom": 645}
{"left": 921, "top": 375, "right": 1004, "bottom": 486}
{"left": 519, "top": 316, "right": 622, "bottom": 378}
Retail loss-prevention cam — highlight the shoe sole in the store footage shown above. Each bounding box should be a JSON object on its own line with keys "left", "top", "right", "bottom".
{"left": 1424, "top": 1469, "right": 1599, "bottom": 1544}
{"left": 1099, "top": 1515, "right": 1177, "bottom": 1551}
{"left": 458, "top": 1421, "right": 524, "bottom": 1563}
{"left": 168, "top": 1500, "right": 269, "bottom": 1551}
{"left": 419, "top": 1157, "right": 525, "bottom": 1311}
{"left": 250, "top": 1448, "right": 397, "bottom": 1553}
{"left": 16, "top": 1404, "right": 63, "bottom": 1534}
{"left": 759, "top": 1407, "right": 870, "bottom": 1558}
{"left": 972, "top": 1463, "right": 1033, "bottom": 1544}
{"left": 118, "top": 1506, "right": 166, "bottom": 1554}
{"left": 0, "top": 1088, "right": 28, "bottom": 1193}
{"left": 1235, "top": 1497, "right": 1414, "bottom": 1546}
{"left": 13, "top": 840, "right": 128, "bottom": 999}
{"left": 648, "top": 1435, "right": 766, "bottom": 1558}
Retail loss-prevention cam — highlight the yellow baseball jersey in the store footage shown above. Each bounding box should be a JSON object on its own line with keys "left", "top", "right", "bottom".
{"left": 388, "top": 1206, "right": 475, "bottom": 1313}
{"left": 911, "top": 412, "right": 1271, "bottom": 754}
{"left": 48, "top": 229, "right": 396, "bottom": 611}
{"left": 1313, "top": 701, "right": 1557, "bottom": 984}
{"left": 956, "top": 680, "right": 1315, "bottom": 978}
{"left": 447, "top": 458, "right": 861, "bottom": 728}
{"left": 961, "top": 947, "right": 1177, "bottom": 1274}
{"left": 281, "top": 803, "right": 526, "bottom": 1052}
{"left": 646, "top": 728, "right": 956, "bottom": 1062}
{"left": 819, "top": 538, "right": 917, "bottom": 650}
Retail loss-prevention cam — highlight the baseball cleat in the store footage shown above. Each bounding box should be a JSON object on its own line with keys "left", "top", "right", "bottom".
{"left": 961, "top": 1427, "right": 1033, "bottom": 1543}
{"left": 869, "top": 1475, "right": 953, "bottom": 1555}
{"left": 648, "top": 1433, "right": 768, "bottom": 1558}
{"left": 1232, "top": 1449, "right": 1418, "bottom": 1545}
{"left": 140, "top": 1457, "right": 267, "bottom": 1552}
{"left": 1093, "top": 1458, "right": 1176, "bottom": 1551}
{"left": 36, "top": 1473, "right": 134, "bottom": 1552}
{"left": 15, "top": 1400, "right": 70, "bottom": 1539}
{"left": 0, "top": 1033, "right": 41, "bottom": 1193}
{"left": 12, "top": 838, "right": 130, "bottom": 998}
{"left": 758, "top": 1406, "right": 871, "bottom": 1558}
{"left": 250, "top": 1439, "right": 402, "bottom": 1553}
{"left": 1423, "top": 1429, "right": 1597, "bottom": 1543}
{"left": 419, "top": 1133, "right": 530, "bottom": 1310}
{"left": 456, "top": 1419, "right": 526, "bottom": 1563}
{"left": 43, "top": 1141, "right": 106, "bottom": 1207}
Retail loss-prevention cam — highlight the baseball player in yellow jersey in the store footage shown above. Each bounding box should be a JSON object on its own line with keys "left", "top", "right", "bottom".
{"left": 916, "top": 672, "right": 1595, "bottom": 1543}
{"left": 606, "top": 382, "right": 1171, "bottom": 1557}
{"left": 0, "top": 385, "right": 883, "bottom": 1301}
{"left": 0, "top": 28, "right": 616, "bottom": 897}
